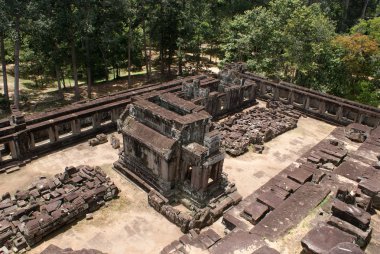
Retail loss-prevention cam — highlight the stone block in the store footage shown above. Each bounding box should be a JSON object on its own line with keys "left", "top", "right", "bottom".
{"left": 327, "top": 216, "right": 371, "bottom": 247}
{"left": 331, "top": 199, "right": 371, "bottom": 231}
{"left": 301, "top": 224, "right": 356, "bottom": 254}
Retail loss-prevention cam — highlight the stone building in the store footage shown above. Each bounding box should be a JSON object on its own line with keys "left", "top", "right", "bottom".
{"left": 114, "top": 91, "right": 229, "bottom": 208}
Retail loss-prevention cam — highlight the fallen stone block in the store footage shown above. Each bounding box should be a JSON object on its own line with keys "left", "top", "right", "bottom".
{"left": 257, "top": 191, "right": 284, "bottom": 210}
{"left": 301, "top": 224, "right": 356, "bottom": 254}
{"left": 327, "top": 216, "right": 371, "bottom": 248}
{"left": 274, "top": 177, "right": 301, "bottom": 193}
{"left": 287, "top": 168, "right": 313, "bottom": 184}
{"left": 241, "top": 201, "right": 269, "bottom": 225}
{"left": 331, "top": 199, "right": 371, "bottom": 231}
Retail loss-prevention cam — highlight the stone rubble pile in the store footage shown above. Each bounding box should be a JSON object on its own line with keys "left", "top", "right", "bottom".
{"left": 88, "top": 134, "right": 108, "bottom": 147}
{"left": 0, "top": 166, "right": 119, "bottom": 253}
{"left": 212, "top": 101, "right": 301, "bottom": 156}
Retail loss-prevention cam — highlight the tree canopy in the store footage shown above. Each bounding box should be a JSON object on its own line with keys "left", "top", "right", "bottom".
{"left": 0, "top": 0, "right": 379, "bottom": 109}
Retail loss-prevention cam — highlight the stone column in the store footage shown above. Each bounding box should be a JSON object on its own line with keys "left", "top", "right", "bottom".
{"left": 48, "top": 127, "right": 56, "bottom": 143}
{"left": 191, "top": 166, "right": 203, "bottom": 191}
{"left": 273, "top": 87, "right": 280, "bottom": 100}
{"left": 288, "top": 90, "right": 294, "bottom": 104}
{"left": 9, "top": 141, "right": 18, "bottom": 159}
{"left": 29, "top": 132, "right": 35, "bottom": 149}
{"left": 319, "top": 101, "right": 326, "bottom": 114}
{"left": 92, "top": 113, "right": 101, "bottom": 128}
{"left": 305, "top": 97, "right": 310, "bottom": 110}
{"left": 111, "top": 109, "right": 119, "bottom": 123}
{"left": 336, "top": 106, "right": 343, "bottom": 122}
{"left": 71, "top": 119, "right": 81, "bottom": 134}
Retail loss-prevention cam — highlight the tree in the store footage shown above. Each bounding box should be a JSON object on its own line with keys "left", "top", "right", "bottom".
{"left": 0, "top": 0, "right": 9, "bottom": 100}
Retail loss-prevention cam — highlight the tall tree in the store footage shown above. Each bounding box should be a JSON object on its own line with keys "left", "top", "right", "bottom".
{"left": 0, "top": 0, "right": 9, "bottom": 100}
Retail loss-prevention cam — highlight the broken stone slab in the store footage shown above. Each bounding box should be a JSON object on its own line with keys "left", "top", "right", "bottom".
{"left": 358, "top": 175, "right": 380, "bottom": 209}
{"left": 241, "top": 201, "right": 269, "bottom": 225}
{"left": 209, "top": 229, "right": 264, "bottom": 254}
{"left": 222, "top": 212, "right": 250, "bottom": 231}
{"left": 287, "top": 167, "right": 313, "bottom": 184}
{"left": 301, "top": 224, "right": 356, "bottom": 254}
{"left": 257, "top": 191, "right": 284, "bottom": 210}
{"left": 327, "top": 216, "right": 371, "bottom": 248}
{"left": 274, "top": 176, "right": 301, "bottom": 193}
{"left": 331, "top": 199, "right": 371, "bottom": 231}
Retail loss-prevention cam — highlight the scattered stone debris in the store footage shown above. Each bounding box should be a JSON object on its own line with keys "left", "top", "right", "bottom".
{"left": 89, "top": 134, "right": 108, "bottom": 147}
{"left": 40, "top": 244, "right": 106, "bottom": 254}
{"left": 212, "top": 101, "right": 300, "bottom": 156}
{"left": 110, "top": 134, "right": 120, "bottom": 149}
{"left": 0, "top": 165, "right": 119, "bottom": 252}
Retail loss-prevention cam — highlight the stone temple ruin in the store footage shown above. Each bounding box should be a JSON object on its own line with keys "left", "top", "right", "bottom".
{"left": 0, "top": 63, "right": 380, "bottom": 253}
{"left": 114, "top": 91, "right": 241, "bottom": 232}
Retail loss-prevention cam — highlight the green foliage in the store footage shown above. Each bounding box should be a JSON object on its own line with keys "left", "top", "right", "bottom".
{"left": 0, "top": 0, "right": 379, "bottom": 107}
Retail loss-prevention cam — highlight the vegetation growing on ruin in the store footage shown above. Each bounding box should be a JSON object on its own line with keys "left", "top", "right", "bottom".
{"left": 0, "top": 0, "right": 379, "bottom": 110}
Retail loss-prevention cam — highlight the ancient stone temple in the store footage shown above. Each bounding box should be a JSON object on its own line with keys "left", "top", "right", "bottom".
{"left": 114, "top": 91, "right": 241, "bottom": 232}
{"left": 115, "top": 91, "right": 233, "bottom": 203}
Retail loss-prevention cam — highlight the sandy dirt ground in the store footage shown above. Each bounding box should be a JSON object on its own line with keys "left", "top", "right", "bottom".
{"left": 0, "top": 113, "right": 337, "bottom": 254}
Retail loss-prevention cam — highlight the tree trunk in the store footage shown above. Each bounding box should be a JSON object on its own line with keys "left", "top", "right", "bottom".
{"left": 62, "top": 73, "right": 66, "bottom": 89}
{"left": 142, "top": 19, "right": 150, "bottom": 81}
{"left": 13, "top": 16, "right": 21, "bottom": 109}
{"left": 361, "top": 0, "right": 370, "bottom": 18}
{"left": 0, "top": 34, "right": 8, "bottom": 100}
{"left": 71, "top": 42, "right": 80, "bottom": 100}
{"left": 344, "top": 0, "right": 350, "bottom": 22}
{"left": 55, "top": 66, "right": 62, "bottom": 91}
{"left": 128, "top": 20, "right": 132, "bottom": 88}
{"left": 148, "top": 35, "right": 152, "bottom": 75}
{"left": 85, "top": 36, "right": 92, "bottom": 99}
{"left": 178, "top": 46, "right": 183, "bottom": 76}
{"left": 55, "top": 65, "right": 64, "bottom": 100}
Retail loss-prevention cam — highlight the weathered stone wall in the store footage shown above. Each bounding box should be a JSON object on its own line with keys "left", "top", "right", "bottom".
{"left": 238, "top": 70, "right": 380, "bottom": 127}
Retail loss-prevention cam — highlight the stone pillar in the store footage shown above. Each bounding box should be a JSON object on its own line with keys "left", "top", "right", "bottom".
{"left": 111, "top": 109, "right": 119, "bottom": 123}
{"left": 29, "top": 133, "right": 35, "bottom": 149}
{"left": 201, "top": 166, "right": 210, "bottom": 192}
{"left": 191, "top": 166, "right": 203, "bottom": 191}
{"left": 71, "top": 119, "right": 81, "bottom": 134}
{"left": 305, "top": 97, "right": 310, "bottom": 110}
{"left": 319, "top": 101, "right": 326, "bottom": 114}
{"left": 273, "top": 87, "right": 280, "bottom": 100}
{"left": 9, "top": 141, "right": 18, "bottom": 159}
{"left": 260, "top": 83, "right": 265, "bottom": 97}
{"left": 358, "top": 112, "right": 365, "bottom": 124}
{"left": 288, "top": 90, "right": 294, "bottom": 104}
{"left": 48, "top": 127, "right": 56, "bottom": 143}
{"left": 92, "top": 113, "right": 101, "bottom": 128}
{"left": 336, "top": 106, "right": 343, "bottom": 122}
